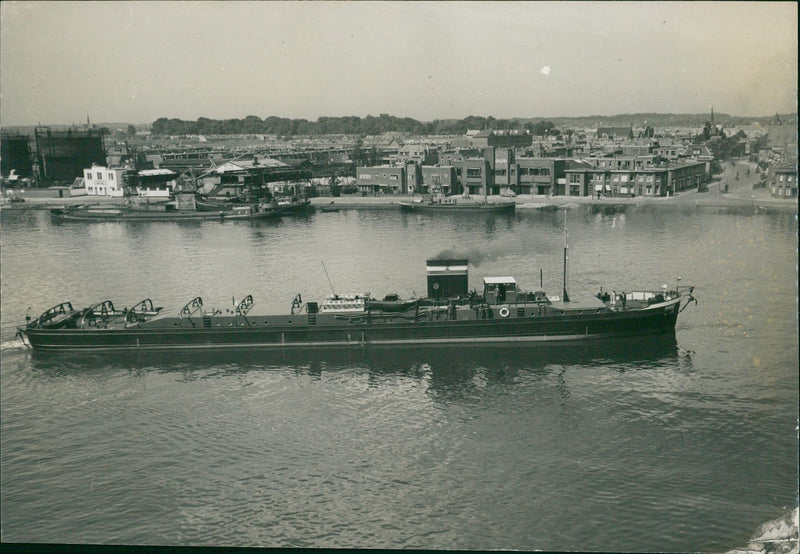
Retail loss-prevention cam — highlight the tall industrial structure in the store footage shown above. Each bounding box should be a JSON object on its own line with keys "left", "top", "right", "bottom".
{"left": 33, "top": 127, "right": 106, "bottom": 184}
{"left": 0, "top": 133, "right": 34, "bottom": 177}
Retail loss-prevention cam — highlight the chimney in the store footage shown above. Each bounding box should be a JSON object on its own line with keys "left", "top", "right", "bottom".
{"left": 483, "top": 146, "right": 496, "bottom": 169}
{"left": 426, "top": 259, "right": 469, "bottom": 300}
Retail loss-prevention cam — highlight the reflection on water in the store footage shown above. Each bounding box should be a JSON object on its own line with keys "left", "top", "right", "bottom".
{"left": 2, "top": 207, "right": 795, "bottom": 551}
{"left": 28, "top": 334, "right": 680, "bottom": 379}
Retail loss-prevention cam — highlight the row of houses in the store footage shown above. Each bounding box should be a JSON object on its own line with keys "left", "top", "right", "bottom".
{"left": 758, "top": 122, "right": 797, "bottom": 199}
{"left": 355, "top": 145, "right": 711, "bottom": 198}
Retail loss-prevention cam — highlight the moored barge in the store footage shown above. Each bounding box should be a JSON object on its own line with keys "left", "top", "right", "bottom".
{"left": 400, "top": 198, "right": 515, "bottom": 213}
{"left": 50, "top": 200, "right": 279, "bottom": 222}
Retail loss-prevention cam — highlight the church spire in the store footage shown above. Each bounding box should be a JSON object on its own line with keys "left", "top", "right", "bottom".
{"left": 710, "top": 106, "right": 714, "bottom": 124}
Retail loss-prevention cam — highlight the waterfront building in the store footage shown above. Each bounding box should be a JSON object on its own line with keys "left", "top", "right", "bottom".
{"left": 83, "top": 164, "right": 128, "bottom": 197}
{"left": 420, "top": 166, "right": 458, "bottom": 195}
{"left": 355, "top": 165, "right": 406, "bottom": 194}
{"left": 449, "top": 148, "right": 565, "bottom": 196}
{"left": 564, "top": 160, "right": 594, "bottom": 196}
{"left": 564, "top": 159, "right": 708, "bottom": 197}
{"left": 406, "top": 162, "right": 421, "bottom": 194}
{"left": 452, "top": 157, "right": 493, "bottom": 196}
{"left": 512, "top": 157, "right": 566, "bottom": 195}
{"left": 134, "top": 169, "right": 178, "bottom": 198}
{"left": 769, "top": 163, "right": 798, "bottom": 198}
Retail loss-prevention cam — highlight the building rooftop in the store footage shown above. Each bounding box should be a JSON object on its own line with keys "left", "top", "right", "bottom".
{"left": 138, "top": 169, "right": 176, "bottom": 176}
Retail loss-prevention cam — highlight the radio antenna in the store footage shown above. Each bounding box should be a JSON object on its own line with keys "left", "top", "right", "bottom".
{"left": 562, "top": 210, "right": 571, "bottom": 303}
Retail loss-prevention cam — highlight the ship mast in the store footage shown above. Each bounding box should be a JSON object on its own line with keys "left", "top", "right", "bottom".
{"left": 321, "top": 261, "right": 337, "bottom": 298}
{"left": 562, "top": 210, "right": 570, "bottom": 302}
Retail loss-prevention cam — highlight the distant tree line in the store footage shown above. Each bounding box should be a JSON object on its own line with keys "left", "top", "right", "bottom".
{"left": 150, "top": 114, "right": 560, "bottom": 137}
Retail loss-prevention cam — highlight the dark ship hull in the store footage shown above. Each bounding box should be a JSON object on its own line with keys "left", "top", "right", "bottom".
{"left": 20, "top": 300, "right": 681, "bottom": 352}
{"left": 50, "top": 206, "right": 279, "bottom": 222}
{"left": 399, "top": 201, "right": 515, "bottom": 213}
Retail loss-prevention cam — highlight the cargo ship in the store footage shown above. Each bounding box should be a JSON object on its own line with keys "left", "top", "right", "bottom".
{"left": 17, "top": 256, "right": 695, "bottom": 352}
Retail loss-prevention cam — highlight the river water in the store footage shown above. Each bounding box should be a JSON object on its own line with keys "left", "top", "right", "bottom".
{"left": 1, "top": 205, "right": 797, "bottom": 550}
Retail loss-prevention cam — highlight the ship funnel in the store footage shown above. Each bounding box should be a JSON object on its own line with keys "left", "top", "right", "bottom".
{"left": 426, "top": 259, "right": 469, "bottom": 300}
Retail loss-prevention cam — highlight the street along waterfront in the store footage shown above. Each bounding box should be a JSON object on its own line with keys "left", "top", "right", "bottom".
{"left": 0, "top": 205, "right": 797, "bottom": 551}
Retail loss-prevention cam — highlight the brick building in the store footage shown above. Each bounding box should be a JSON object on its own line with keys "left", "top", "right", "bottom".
{"left": 565, "top": 159, "right": 708, "bottom": 197}
{"left": 356, "top": 165, "right": 406, "bottom": 194}
{"left": 769, "top": 163, "right": 797, "bottom": 198}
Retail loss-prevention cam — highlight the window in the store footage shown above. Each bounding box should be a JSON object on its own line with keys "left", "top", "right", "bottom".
{"left": 496, "top": 169, "right": 507, "bottom": 176}
{"left": 358, "top": 174, "right": 371, "bottom": 180}
{"left": 467, "top": 168, "right": 481, "bottom": 178}
{"left": 108, "top": 173, "right": 114, "bottom": 180}
{"left": 85, "top": 173, "right": 92, "bottom": 181}
{"left": 569, "top": 174, "right": 581, "bottom": 184}
{"left": 519, "top": 167, "right": 529, "bottom": 176}
{"left": 389, "top": 174, "right": 398, "bottom": 180}
{"left": 96, "top": 173, "right": 102, "bottom": 180}
{"left": 541, "top": 168, "right": 550, "bottom": 176}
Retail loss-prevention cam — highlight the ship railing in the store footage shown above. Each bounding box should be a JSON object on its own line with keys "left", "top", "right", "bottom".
{"left": 79, "top": 300, "right": 126, "bottom": 328}
{"left": 125, "top": 299, "right": 164, "bottom": 326}
{"left": 34, "top": 301, "right": 75, "bottom": 326}
{"left": 290, "top": 293, "right": 303, "bottom": 315}
{"left": 234, "top": 295, "right": 254, "bottom": 327}
{"left": 235, "top": 295, "right": 254, "bottom": 316}
{"left": 179, "top": 297, "right": 203, "bottom": 326}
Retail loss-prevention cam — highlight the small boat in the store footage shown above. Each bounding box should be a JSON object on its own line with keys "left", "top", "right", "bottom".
{"left": 319, "top": 202, "right": 341, "bottom": 213}
{"left": 276, "top": 197, "right": 314, "bottom": 215}
{"left": 400, "top": 198, "right": 515, "bottom": 213}
{"left": 364, "top": 293, "right": 422, "bottom": 312}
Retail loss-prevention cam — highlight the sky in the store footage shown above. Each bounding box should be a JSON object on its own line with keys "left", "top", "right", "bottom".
{"left": 0, "top": 1, "right": 797, "bottom": 126}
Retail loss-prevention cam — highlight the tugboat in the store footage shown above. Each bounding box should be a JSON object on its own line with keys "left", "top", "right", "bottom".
{"left": 17, "top": 252, "right": 695, "bottom": 352}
